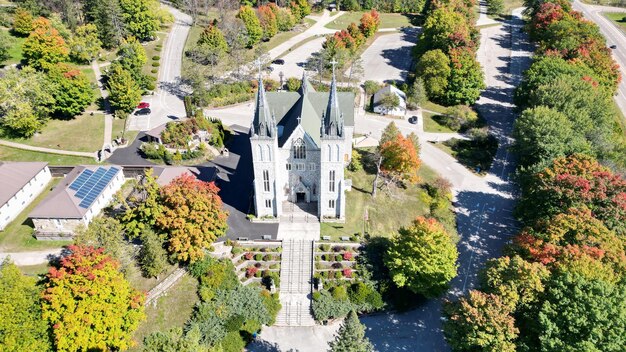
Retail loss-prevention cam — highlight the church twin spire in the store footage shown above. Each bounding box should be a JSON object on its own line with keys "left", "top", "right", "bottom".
{"left": 323, "top": 59, "right": 343, "bottom": 138}
{"left": 253, "top": 60, "right": 275, "bottom": 138}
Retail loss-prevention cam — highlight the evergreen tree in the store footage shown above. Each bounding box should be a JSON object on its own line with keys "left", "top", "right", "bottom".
{"left": 84, "top": 0, "right": 126, "bottom": 48}
{"left": 197, "top": 21, "right": 229, "bottom": 65}
{"left": 379, "top": 121, "right": 400, "bottom": 148}
{"left": 328, "top": 310, "right": 374, "bottom": 352}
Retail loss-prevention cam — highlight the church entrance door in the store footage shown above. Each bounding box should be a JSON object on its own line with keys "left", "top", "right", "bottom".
{"left": 296, "top": 192, "right": 306, "bottom": 203}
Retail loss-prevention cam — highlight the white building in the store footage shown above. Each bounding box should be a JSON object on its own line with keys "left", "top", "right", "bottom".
{"left": 29, "top": 166, "right": 124, "bottom": 240}
{"left": 373, "top": 85, "right": 407, "bottom": 116}
{"left": 250, "top": 70, "right": 355, "bottom": 221}
{"left": 0, "top": 162, "right": 51, "bottom": 230}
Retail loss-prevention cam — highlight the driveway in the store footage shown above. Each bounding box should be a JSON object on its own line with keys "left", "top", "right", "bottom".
{"left": 269, "top": 36, "right": 327, "bottom": 81}
{"left": 359, "top": 28, "right": 418, "bottom": 83}
{"left": 127, "top": 5, "right": 192, "bottom": 132}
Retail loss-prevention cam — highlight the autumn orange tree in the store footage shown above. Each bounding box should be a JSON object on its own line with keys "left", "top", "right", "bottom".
{"left": 157, "top": 174, "right": 229, "bottom": 263}
{"left": 41, "top": 245, "right": 145, "bottom": 352}
{"left": 379, "top": 132, "right": 421, "bottom": 184}
{"left": 22, "top": 17, "right": 69, "bottom": 70}
{"left": 359, "top": 9, "right": 380, "bottom": 38}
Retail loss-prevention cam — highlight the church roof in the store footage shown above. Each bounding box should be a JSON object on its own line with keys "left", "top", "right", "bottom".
{"left": 266, "top": 90, "right": 355, "bottom": 147}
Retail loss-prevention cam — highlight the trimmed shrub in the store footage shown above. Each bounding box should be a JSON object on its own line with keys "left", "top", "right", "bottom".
{"left": 343, "top": 252, "right": 353, "bottom": 261}
{"left": 152, "top": 55, "right": 160, "bottom": 60}
{"left": 244, "top": 252, "right": 253, "bottom": 260}
{"left": 343, "top": 268, "right": 353, "bottom": 278}
{"left": 254, "top": 254, "right": 263, "bottom": 261}
{"left": 152, "top": 62, "right": 160, "bottom": 67}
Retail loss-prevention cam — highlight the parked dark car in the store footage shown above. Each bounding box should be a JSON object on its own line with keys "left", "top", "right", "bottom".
{"left": 408, "top": 116, "right": 418, "bottom": 124}
{"left": 134, "top": 108, "right": 151, "bottom": 116}
{"left": 610, "top": 44, "right": 617, "bottom": 49}
{"left": 272, "top": 59, "right": 285, "bottom": 65}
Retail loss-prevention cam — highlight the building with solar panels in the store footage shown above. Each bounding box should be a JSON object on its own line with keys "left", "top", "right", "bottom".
{"left": 29, "top": 165, "right": 124, "bottom": 240}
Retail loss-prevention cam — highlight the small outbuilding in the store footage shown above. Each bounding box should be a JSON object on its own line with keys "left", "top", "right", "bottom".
{"left": 373, "top": 85, "right": 407, "bottom": 117}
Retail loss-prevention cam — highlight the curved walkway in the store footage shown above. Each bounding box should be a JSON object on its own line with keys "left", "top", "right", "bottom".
{"left": 0, "top": 139, "right": 96, "bottom": 158}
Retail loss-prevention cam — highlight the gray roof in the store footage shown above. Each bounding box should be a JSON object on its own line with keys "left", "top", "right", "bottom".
{"left": 152, "top": 166, "right": 218, "bottom": 186}
{"left": 0, "top": 162, "right": 48, "bottom": 206}
{"left": 265, "top": 90, "right": 355, "bottom": 147}
{"left": 29, "top": 165, "right": 123, "bottom": 219}
{"left": 145, "top": 123, "right": 167, "bottom": 139}
{"left": 373, "top": 85, "right": 407, "bottom": 104}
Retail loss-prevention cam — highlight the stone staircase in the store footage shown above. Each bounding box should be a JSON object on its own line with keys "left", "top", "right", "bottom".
{"left": 275, "top": 239, "right": 315, "bottom": 326}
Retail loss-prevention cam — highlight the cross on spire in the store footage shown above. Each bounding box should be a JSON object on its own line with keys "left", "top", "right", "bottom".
{"left": 254, "top": 57, "right": 263, "bottom": 77}
{"left": 330, "top": 58, "right": 338, "bottom": 75}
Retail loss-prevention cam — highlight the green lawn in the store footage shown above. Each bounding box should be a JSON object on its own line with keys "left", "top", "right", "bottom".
{"left": 129, "top": 274, "right": 199, "bottom": 351}
{"left": 325, "top": 11, "right": 414, "bottom": 30}
{"left": 422, "top": 111, "right": 456, "bottom": 133}
{"left": 18, "top": 263, "right": 51, "bottom": 277}
{"left": 604, "top": 12, "right": 626, "bottom": 32}
{"left": 320, "top": 148, "right": 452, "bottom": 240}
{"left": 421, "top": 100, "right": 448, "bottom": 114}
{"left": 0, "top": 178, "right": 72, "bottom": 252}
{"left": 1, "top": 113, "right": 105, "bottom": 152}
{"left": 1, "top": 29, "right": 25, "bottom": 66}
{"left": 0, "top": 145, "right": 98, "bottom": 164}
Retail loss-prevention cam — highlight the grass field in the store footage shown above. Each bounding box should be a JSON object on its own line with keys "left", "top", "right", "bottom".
{"left": 0, "top": 145, "right": 98, "bottom": 164}
{"left": 422, "top": 111, "right": 456, "bottom": 133}
{"left": 1, "top": 29, "right": 25, "bottom": 66}
{"left": 112, "top": 117, "right": 140, "bottom": 144}
{"left": 0, "top": 178, "right": 72, "bottom": 252}
{"left": 604, "top": 12, "right": 626, "bottom": 32}
{"left": 421, "top": 100, "right": 448, "bottom": 114}
{"left": 320, "top": 148, "right": 453, "bottom": 240}
{"left": 325, "top": 11, "right": 414, "bottom": 30}
{"left": 1, "top": 113, "right": 105, "bottom": 152}
{"left": 129, "top": 274, "right": 199, "bottom": 351}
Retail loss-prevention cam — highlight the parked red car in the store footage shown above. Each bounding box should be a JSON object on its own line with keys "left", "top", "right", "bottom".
{"left": 137, "top": 102, "right": 150, "bottom": 109}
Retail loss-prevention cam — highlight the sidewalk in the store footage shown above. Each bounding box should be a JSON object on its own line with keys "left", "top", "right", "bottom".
{"left": 0, "top": 139, "right": 96, "bottom": 158}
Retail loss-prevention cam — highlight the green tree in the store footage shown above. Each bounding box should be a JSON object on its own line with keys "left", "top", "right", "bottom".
{"left": 69, "top": 23, "right": 102, "bottom": 63}
{"left": 42, "top": 246, "right": 145, "bottom": 352}
{"left": 444, "top": 47, "right": 485, "bottom": 105}
{"left": 0, "top": 66, "right": 54, "bottom": 137}
{"left": 107, "top": 63, "right": 142, "bottom": 113}
{"left": 47, "top": 63, "right": 95, "bottom": 118}
{"left": 513, "top": 106, "right": 592, "bottom": 169}
{"left": 120, "top": 169, "right": 164, "bottom": 239}
{"left": 443, "top": 290, "right": 518, "bottom": 352}
{"left": 363, "top": 80, "right": 381, "bottom": 96}
{"left": 286, "top": 77, "right": 302, "bottom": 91}
{"left": 378, "top": 92, "right": 400, "bottom": 112}
{"left": 481, "top": 255, "right": 550, "bottom": 310}
{"left": 116, "top": 36, "right": 148, "bottom": 88}
{"left": 487, "top": 0, "right": 504, "bottom": 16}
{"left": 143, "top": 327, "right": 207, "bottom": 352}
{"left": 139, "top": 228, "right": 168, "bottom": 278}
{"left": 384, "top": 216, "right": 458, "bottom": 297}
{"left": 416, "top": 49, "right": 451, "bottom": 100}
{"left": 379, "top": 121, "right": 400, "bottom": 147}
{"left": 237, "top": 5, "right": 263, "bottom": 48}
{"left": 529, "top": 272, "right": 626, "bottom": 352}
{"left": 407, "top": 77, "right": 426, "bottom": 108}
{"left": 0, "top": 30, "right": 14, "bottom": 63}
{"left": 74, "top": 216, "right": 133, "bottom": 271}
{"left": 22, "top": 17, "right": 69, "bottom": 70}
{"left": 328, "top": 310, "right": 374, "bottom": 352}
{"left": 156, "top": 174, "right": 229, "bottom": 263}
{"left": 197, "top": 21, "right": 229, "bottom": 66}
{"left": 348, "top": 149, "right": 363, "bottom": 171}
{"left": 119, "top": 0, "right": 159, "bottom": 41}
{"left": 420, "top": 8, "right": 471, "bottom": 53}
{"left": 0, "top": 259, "right": 51, "bottom": 351}
{"left": 12, "top": 8, "right": 33, "bottom": 36}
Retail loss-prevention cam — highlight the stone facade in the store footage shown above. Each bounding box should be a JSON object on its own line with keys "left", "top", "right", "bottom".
{"left": 250, "top": 72, "right": 354, "bottom": 221}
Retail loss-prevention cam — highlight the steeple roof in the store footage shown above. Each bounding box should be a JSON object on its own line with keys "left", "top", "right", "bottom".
{"left": 323, "top": 61, "right": 343, "bottom": 137}
{"left": 252, "top": 73, "right": 275, "bottom": 138}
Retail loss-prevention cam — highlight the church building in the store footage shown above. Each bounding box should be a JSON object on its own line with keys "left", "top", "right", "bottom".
{"left": 250, "top": 69, "right": 355, "bottom": 221}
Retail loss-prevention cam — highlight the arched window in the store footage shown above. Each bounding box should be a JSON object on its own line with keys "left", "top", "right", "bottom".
{"left": 266, "top": 145, "right": 272, "bottom": 161}
{"left": 292, "top": 138, "right": 306, "bottom": 159}
{"left": 336, "top": 145, "right": 340, "bottom": 162}
{"left": 257, "top": 145, "right": 264, "bottom": 161}
{"left": 327, "top": 145, "right": 332, "bottom": 162}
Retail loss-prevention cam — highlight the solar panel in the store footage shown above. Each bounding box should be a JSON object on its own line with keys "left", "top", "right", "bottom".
{"left": 71, "top": 167, "right": 120, "bottom": 209}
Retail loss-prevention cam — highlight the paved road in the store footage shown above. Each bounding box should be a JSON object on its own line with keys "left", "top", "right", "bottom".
{"left": 269, "top": 37, "right": 327, "bottom": 81}
{"left": 572, "top": 0, "right": 626, "bottom": 115}
{"left": 127, "top": 5, "right": 192, "bottom": 132}
{"left": 359, "top": 28, "right": 418, "bottom": 83}
{"left": 356, "top": 12, "right": 532, "bottom": 351}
